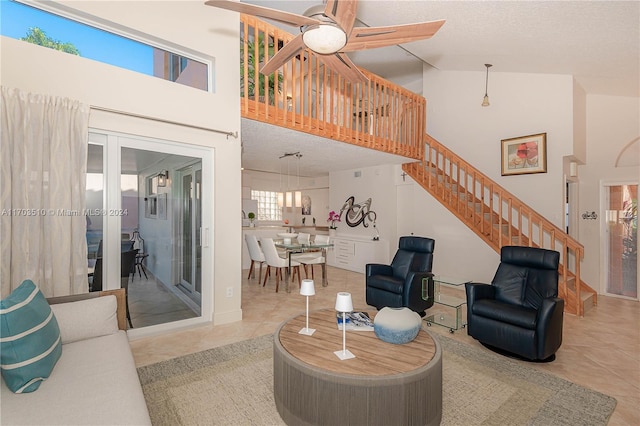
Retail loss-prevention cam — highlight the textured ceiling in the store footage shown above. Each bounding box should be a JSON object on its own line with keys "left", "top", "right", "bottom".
{"left": 234, "top": 0, "right": 639, "bottom": 176}
{"left": 241, "top": 118, "right": 411, "bottom": 177}
{"left": 243, "top": 0, "right": 639, "bottom": 96}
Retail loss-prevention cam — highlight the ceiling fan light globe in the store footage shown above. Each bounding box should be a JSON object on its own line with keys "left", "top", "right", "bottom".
{"left": 302, "top": 24, "right": 347, "bottom": 55}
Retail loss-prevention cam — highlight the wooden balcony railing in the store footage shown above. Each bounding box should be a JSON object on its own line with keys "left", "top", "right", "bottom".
{"left": 403, "top": 135, "right": 597, "bottom": 316}
{"left": 240, "top": 14, "right": 424, "bottom": 160}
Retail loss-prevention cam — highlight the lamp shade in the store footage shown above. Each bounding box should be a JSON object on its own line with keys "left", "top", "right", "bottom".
{"left": 335, "top": 292, "right": 353, "bottom": 312}
{"left": 302, "top": 24, "right": 346, "bottom": 54}
{"left": 300, "top": 279, "right": 315, "bottom": 296}
{"left": 157, "top": 171, "right": 167, "bottom": 187}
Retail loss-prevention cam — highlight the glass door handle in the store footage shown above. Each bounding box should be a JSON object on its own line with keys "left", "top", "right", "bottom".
{"left": 201, "top": 227, "right": 209, "bottom": 248}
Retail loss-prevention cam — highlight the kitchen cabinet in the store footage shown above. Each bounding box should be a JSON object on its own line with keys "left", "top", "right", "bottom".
{"left": 327, "top": 235, "right": 389, "bottom": 274}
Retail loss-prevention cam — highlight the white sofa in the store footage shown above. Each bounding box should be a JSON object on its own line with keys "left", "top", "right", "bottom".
{"left": 1, "top": 289, "right": 151, "bottom": 425}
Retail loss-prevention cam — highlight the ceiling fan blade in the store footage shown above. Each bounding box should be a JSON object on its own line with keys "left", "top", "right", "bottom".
{"left": 259, "top": 34, "right": 306, "bottom": 76}
{"left": 341, "top": 20, "right": 446, "bottom": 52}
{"left": 319, "top": 52, "right": 368, "bottom": 83}
{"left": 324, "top": 0, "right": 358, "bottom": 35}
{"left": 204, "top": 0, "right": 319, "bottom": 27}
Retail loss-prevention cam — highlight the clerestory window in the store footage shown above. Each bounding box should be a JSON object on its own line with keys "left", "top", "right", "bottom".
{"left": 1, "top": 0, "right": 211, "bottom": 91}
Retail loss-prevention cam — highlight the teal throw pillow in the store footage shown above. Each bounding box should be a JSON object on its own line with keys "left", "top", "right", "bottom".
{"left": 0, "top": 279, "right": 62, "bottom": 393}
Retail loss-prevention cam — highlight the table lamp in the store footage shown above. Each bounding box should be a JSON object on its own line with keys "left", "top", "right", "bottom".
{"left": 334, "top": 292, "right": 355, "bottom": 360}
{"left": 299, "top": 279, "right": 316, "bottom": 336}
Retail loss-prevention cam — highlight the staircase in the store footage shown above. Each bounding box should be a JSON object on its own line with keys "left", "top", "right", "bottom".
{"left": 403, "top": 134, "right": 596, "bottom": 316}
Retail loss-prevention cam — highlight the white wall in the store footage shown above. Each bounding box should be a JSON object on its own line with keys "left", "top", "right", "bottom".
{"left": 327, "top": 163, "right": 499, "bottom": 280}
{"left": 424, "top": 68, "right": 575, "bottom": 227}
{"left": 580, "top": 94, "right": 640, "bottom": 292}
{"left": 329, "top": 165, "right": 397, "bottom": 261}
{"left": 1, "top": 1, "right": 243, "bottom": 327}
{"left": 572, "top": 80, "right": 588, "bottom": 163}
{"left": 414, "top": 67, "right": 576, "bottom": 281}
{"left": 418, "top": 67, "right": 640, "bottom": 292}
{"left": 396, "top": 173, "right": 499, "bottom": 283}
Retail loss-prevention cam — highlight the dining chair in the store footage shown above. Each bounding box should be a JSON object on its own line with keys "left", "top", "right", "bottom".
{"left": 90, "top": 249, "right": 136, "bottom": 329}
{"left": 120, "top": 249, "right": 137, "bottom": 328}
{"left": 294, "top": 234, "right": 330, "bottom": 281}
{"left": 314, "top": 234, "right": 330, "bottom": 245}
{"left": 96, "top": 239, "right": 136, "bottom": 257}
{"left": 297, "top": 232, "right": 311, "bottom": 245}
{"left": 90, "top": 257, "right": 103, "bottom": 292}
{"left": 261, "top": 237, "right": 301, "bottom": 292}
{"left": 245, "top": 234, "right": 266, "bottom": 282}
{"left": 131, "top": 230, "right": 149, "bottom": 279}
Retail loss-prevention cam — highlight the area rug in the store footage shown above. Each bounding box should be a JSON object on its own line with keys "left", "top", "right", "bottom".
{"left": 137, "top": 333, "right": 616, "bottom": 426}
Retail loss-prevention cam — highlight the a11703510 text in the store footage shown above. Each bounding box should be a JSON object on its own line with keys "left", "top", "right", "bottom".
{"left": 1, "top": 208, "right": 128, "bottom": 217}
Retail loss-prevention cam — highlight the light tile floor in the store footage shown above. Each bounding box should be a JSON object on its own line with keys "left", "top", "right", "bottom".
{"left": 130, "top": 266, "right": 640, "bottom": 425}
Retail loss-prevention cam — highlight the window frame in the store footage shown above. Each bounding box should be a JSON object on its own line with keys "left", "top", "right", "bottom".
{"left": 251, "top": 190, "right": 282, "bottom": 222}
{"left": 10, "top": 0, "right": 215, "bottom": 92}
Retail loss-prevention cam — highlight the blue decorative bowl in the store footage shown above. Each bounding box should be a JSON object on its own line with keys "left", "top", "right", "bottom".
{"left": 374, "top": 307, "right": 422, "bottom": 344}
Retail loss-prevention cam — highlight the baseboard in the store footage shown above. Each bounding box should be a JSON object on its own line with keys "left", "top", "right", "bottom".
{"left": 214, "top": 308, "right": 243, "bottom": 325}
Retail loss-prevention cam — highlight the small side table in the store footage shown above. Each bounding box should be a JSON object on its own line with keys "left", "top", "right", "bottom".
{"left": 423, "top": 276, "right": 470, "bottom": 333}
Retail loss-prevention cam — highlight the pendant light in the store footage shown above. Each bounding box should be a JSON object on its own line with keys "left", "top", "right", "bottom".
{"left": 482, "top": 64, "right": 492, "bottom": 107}
{"left": 286, "top": 155, "right": 292, "bottom": 207}
{"left": 277, "top": 158, "right": 284, "bottom": 208}
{"left": 294, "top": 154, "right": 302, "bottom": 207}
{"left": 278, "top": 152, "right": 303, "bottom": 208}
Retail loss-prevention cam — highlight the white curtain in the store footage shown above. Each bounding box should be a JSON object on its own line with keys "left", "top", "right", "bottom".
{"left": 0, "top": 87, "right": 89, "bottom": 298}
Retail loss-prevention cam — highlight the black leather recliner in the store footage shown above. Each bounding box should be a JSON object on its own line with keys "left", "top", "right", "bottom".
{"left": 465, "top": 246, "right": 564, "bottom": 361}
{"left": 365, "top": 236, "right": 435, "bottom": 316}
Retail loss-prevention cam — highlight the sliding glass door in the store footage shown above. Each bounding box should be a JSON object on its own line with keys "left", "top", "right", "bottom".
{"left": 177, "top": 162, "right": 202, "bottom": 302}
{"left": 86, "top": 130, "right": 211, "bottom": 330}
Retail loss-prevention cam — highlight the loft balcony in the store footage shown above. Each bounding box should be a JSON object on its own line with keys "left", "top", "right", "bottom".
{"left": 239, "top": 14, "right": 424, "bottom": 160}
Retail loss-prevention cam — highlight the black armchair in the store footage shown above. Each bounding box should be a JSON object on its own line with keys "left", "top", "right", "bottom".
{"left": 465, "top": 246, "right": 564, "bottom": 361}
{"left": 365, "top": 236, "right": 435, "bottom": 316}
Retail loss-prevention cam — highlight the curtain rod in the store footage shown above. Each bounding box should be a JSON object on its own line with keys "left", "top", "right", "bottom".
{"left": 90, "top": 105, "right": 238, "bottom": 139}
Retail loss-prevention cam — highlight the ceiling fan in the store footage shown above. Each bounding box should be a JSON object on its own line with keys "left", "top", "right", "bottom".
{"left": 204, "top": 0, "right": 445, "bottom": 83}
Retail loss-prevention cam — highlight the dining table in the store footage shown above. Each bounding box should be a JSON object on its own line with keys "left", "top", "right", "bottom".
{"left": 274, "top": 239, "right": 333, "bottom": 293}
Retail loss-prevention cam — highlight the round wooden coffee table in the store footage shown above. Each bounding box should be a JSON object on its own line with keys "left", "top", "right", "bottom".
{"left": 273, "top": 309, "right": 442, "bottom": 426}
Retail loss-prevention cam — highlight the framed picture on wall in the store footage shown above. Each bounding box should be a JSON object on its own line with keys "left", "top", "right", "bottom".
{"left": 301, "top": 195, "right": 311, "bottom": 215}
{"left": 145, "top": 197, "right": 157, "bottom": 218}
{"left": 501, "top": 133, "right": 547, "bottom": 176}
